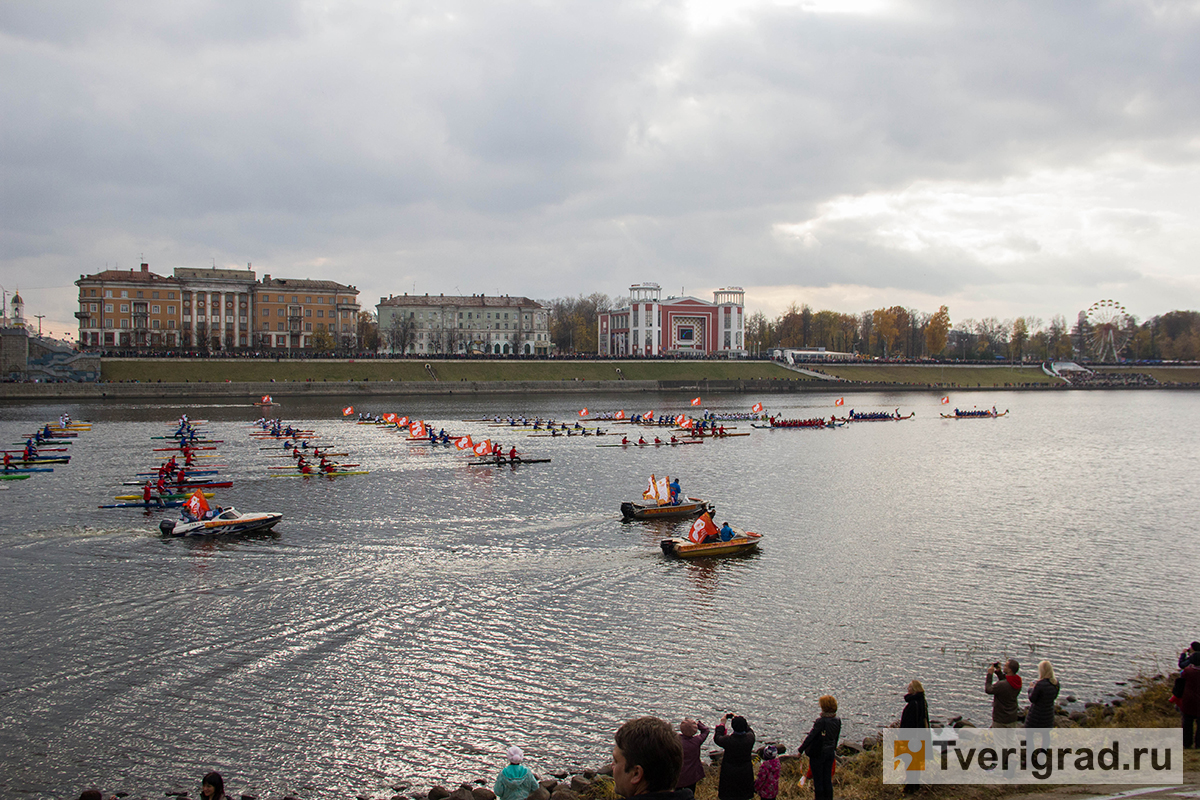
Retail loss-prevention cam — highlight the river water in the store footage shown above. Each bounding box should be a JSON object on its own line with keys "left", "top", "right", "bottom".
{"left": 0, "top": 389, "right": 1197, "bottom": 799}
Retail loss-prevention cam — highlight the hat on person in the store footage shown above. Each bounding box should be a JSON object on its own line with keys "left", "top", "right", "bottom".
{"left": 731, "top": 716, "right": 749, "bottom": 733}
{"left": 507, "top": 746, "right": 524, "bottom": 764}
{"left": 763, "top": 745, "right": 777, "bottom": 760}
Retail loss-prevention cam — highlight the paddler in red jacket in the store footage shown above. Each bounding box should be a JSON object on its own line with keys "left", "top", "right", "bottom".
{"left": 508, "top": 446, "right": 520, "bottom": 463}
{"left": 176, "top": 467, "right": 187, "bottom": 485}
{"left": 2, "top": 452, "right": 11, "bottom": 472}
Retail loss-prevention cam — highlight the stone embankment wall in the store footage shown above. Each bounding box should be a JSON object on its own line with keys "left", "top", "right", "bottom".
{"left": 0, "top": 378, "right": 846, "bottom": 400}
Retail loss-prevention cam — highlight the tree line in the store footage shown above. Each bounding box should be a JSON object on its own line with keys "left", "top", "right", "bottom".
{"left": 351, "top": 298, "right": 1200, "bottom": 362}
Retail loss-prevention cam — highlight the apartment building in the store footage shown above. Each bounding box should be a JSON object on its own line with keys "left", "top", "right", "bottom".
{"left": 376, "top": 293, "right": 552, "bottom": 355}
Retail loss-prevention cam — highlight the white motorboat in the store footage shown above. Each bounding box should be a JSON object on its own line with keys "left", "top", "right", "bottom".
{"left": 160, "top": 507, "right": 282, "bottom": 537}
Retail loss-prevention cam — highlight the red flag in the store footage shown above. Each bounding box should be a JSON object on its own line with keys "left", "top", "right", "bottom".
{"left": 410, "top": 420, "right": 427, "bottom": 438}
{"left": 342, "top": 406, "right": 354, "bottom": 416}
{"left": 751, "top": 402, "right": 763, "bottom": 413}
{"left": 684, "top": 418, "right": 695, "bottom": 428}
{"left": 261, "top": 395, "right": 272, "bottom": 404}
{"left": 691, "top": 397, "right": 701, "bottom": 406}
{"left": 615, "top": 410, "right": 626, "bottom": 420}
{"left": 688, "top": 513, "right": 721, "bottom": 544}
{"left": 382, "top": 412, "right": 398, "bottom": 423}
{"left": 185, "top": 490, "right": 210, "bottom": 520}
{"left": 675, "top": 413, "right": 686, "bottom": 426}
{"left": 455, "top": 435, "right": 473, "bottom": 451}
{"left": 834, "top": 397, "right": 845, "bottom": 407}
{"left": 579, "top": 408, "right": 589, "bottom": 417}
{"left": 645, "top": 410, "right": 655, "bottom": 420}
{"left": 473, "top": 439, "right": 492, "bottom": 456}
{"left": 397, "top": 416, "right": 409, "bottom": 426}
{"left": 941, "top": 396, "right": 950, "bottom": 405}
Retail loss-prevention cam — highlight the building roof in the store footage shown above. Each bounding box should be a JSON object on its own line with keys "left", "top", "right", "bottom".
{"left": 77, "top": 269, "right": 177, "bottom": 284}
{"left": 378, "top": 294, "right": 542, "bottom": 309}
{"left": 261, "top": 277, "right": 357, "bottom": 293}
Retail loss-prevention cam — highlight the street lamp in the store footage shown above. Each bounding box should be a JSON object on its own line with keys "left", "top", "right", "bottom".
{"left": 34, "top": 314, "right": 45, "bottom": 336}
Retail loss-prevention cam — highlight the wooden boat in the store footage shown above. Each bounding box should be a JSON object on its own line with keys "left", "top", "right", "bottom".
{"left": 940, "top": 409, "right": 1008, "bottom": 419}
{"left": 751, "top": 419, "right": 843, "bottom": 429}
{"left": 660, "top": 530, "right": 763, "bottom": 558}
{"left": 467, "top": 457, "right": 552, "bottom": 466}
{"left": 844, "top": 412, "right": 914, "bottom": 422}
{"left": 621, "top": 496, "right": 714, "bottom": 521}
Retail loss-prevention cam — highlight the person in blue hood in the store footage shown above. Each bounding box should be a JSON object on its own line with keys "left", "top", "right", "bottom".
{"left": 494, "top": 746, "right": 540, "bottom": 800}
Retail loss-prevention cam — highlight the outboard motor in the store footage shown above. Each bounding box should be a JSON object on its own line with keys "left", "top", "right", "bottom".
{"left": 159, "top": 519, "right": 176, "bottom": 535}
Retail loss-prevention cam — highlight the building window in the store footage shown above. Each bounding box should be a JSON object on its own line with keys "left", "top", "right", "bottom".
{"left": 168, "top": 292, "right": 175, "bottom": 299}
{"left": 90, "top": 303, "right": 98, "bottom": 312}
{"left": 167, "top": 305, "right": 175, "bottom": 314}
{"left": 121, "top": 290, "right": 128, "bottom": 298}
{"left": 120, "top": 304, "right": 129, "bottom": 313}
{"left": 105, "top": 319, "right": 113, "bottom": 328}
{"left": 90, "top": 289, "right": 97, "bottom": 297}
{"left": 105, "top": 290, "right": 113, "bottom": 298}
{"left": 277, "top": 322, "right": 285, "bottom": 331}
{"left": 168, "top": 320, "right": 176, "bottom": 329}
{"left": 316, "top": 310, "right": 323, "bottom": 318}
{"left": 305, "top": 296, "right": 311, "bottom": 303}
{"left": 152, "top": 320, "right": 160, "bottom": 329}
{"left": 305, "top": 309, "right": 312, "bottom": 317}
{"left": 136, "top": 291, "right": 143, "bottom": 298}
{"left": 305, "top": 322, "right": 312, "bottom": 332}
{"left": 152, "top": 305, "right": 160, "bottom": 314}
{"left": 120, "top": 319, "right": 130, "bottom": 328}
{"left": 278, "top": 309, "right": 284, "bottom": 316}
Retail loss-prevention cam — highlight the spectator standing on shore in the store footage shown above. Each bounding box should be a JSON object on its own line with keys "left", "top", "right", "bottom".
{"left": 1181, "top": 659, "right": 1200, "bottom": 749}
{"left": 899, "top": 681, "right": 928, "bottom": 795}
{"left": 612, "top": 716, "right": 691, "bottom": 800}
{"left": 676, "top": 718, "right": 710, "bottom": 794}
{"left": 985, "top": 660, "right": 1022, "bottom": 728}
{"left": 752, "top": 745, "right": 779, "bottom": 800}
{"left": 494, "top": 746, "right": 540, "bottom": 800}
{"left": 713, "top": 714, "right": 755, "bottom": 800}
{"left": 1025, "top": 660, "right": 1060, "bottom": 728}
{"left": 798, "top": 696, "right": 840, "bottom": 800}
{"left": 200, "top": 772, "right": 226, "bottom": 800}
{"left": 1180, "top": 642, "right": 1200, "bottom": 669}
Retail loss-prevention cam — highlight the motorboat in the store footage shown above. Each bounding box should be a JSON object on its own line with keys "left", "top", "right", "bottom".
{"left": 621, "top": 496, "right": 714, "bottom": 521}
{"left": 660, "top": 529, "right": 762, "bottom": 558}
{"left": 160, "top": 507, "right": 282, "bottom": 537}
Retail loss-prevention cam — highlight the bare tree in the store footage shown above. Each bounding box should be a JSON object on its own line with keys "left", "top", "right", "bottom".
{"left": 387, "top": 313, "right": 416, "bottom": 354}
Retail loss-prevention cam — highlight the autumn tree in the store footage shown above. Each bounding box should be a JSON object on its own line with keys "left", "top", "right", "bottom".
{"left": 925, "top": 305, "right": 951, "bottom": 356}
{"left": 872, "top": 307, "right": 901, "bottom": 356}
{"left": 356, "top": 311, "right": 380, "bottom": 352}
{"left": 745, "top": 311, "right": 771, "bottom": 355}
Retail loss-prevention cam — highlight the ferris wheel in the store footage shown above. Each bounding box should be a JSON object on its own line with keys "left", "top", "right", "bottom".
{"left": 1086, "top": 299, "right": 1131, "bottom": 362}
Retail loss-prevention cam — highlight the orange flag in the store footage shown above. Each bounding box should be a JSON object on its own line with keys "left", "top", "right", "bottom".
{"left": 342, "top": 406, "right": 354, "bottom": 416}
{"left": 579, "top": 408, "right": 589, "bottom": 417}
{"left": 261, "top": 395, "right": 272, "bottom": 404}
{"left": 688, "top": 513, "right": 721, "bottom": 544}
{"left": 675, "top": 413, "right": 686, "bottom": 426}
{"left": 751, "top": 402, "right": 763, "bottom": 413}
{"left": 941, "top": 397, "right": 950, "bottom": 405}
{"left": 185, "top": 489, "right": 210, "bottom": 520}
{"left": 397, "top": 416, "right": 409, "bottom": 426}
{"left": 455, "top": 435, "right": 474, "bottom": 451}
{"left": 473, "top": 439, "right": 492, "bottom": 456}
{"left": 645, "top": 410, "right": 655, "bottom": 420}
{"left": 410, "top": 420, "right": 427, "bottom": 438}
{"left": 835, "top": 397, "right": 845, "bottom": 407}
{"left": 615, "top": 410, "right": 626, "bottom": 420}
{"left": 691, "top": 397, "right": 701, "bottom": 406}
{"left": 382, "top": 412, "right": 398, "bottom": 423}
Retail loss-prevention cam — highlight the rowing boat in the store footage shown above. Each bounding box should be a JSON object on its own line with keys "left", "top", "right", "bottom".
{"left": 466, "top": 458, "right": 552, "bottom": 466}
{"left": 120, "top": 480, "right": 233, "bottom": 488}
{"left": 940, "top": 410, "right": 1008, "bottom": 419}
{"left": 268, "top": 470, "right": 369, "bottom": 478}
{"left": 1, "top": 474, "right": 31, "bottom": 481}
{"left": 2, "top": 466, "right": 53, "bottom": 473}
{"left": 596, "top": 440, "right": 703, "bottom": 448}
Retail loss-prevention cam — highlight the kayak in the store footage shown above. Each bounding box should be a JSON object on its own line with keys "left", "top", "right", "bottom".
{"left": 115, "top": 491, "right": 215, "bottom": 501}
{"left": 466, "top": 458, "right": 552, "bottom": 466}
{"left": 3, "top": 466, "right": 53, "bottom": 473}
{"left": 135, "top": 469, "right": 220, "bottom": 478}
{"left": 1, "top": 474, "right": 31, "bottom": 481}
{"left": 269, "top": 470, "right": 369, "bottom": 478}
{"left": 120, "top": 480, "right": 233, "bottom": 488}
{"left": 100, "top": 499, "right": 187, "bottom": 509}
{"left": 153, "top": 446, "right": 217, "bottom": 452}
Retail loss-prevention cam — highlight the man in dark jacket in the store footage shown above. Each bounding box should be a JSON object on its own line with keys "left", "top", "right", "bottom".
{"left": 613, "top": 717, "right": 693, "bottom": 800}
{"left": 986, "top": 659, "right": 1022, "bottom": 727}
{"left": 1179, "top": 642, "right": 1200, "bottom": 670}
{"left": 1182, "top": 663, "right": 1200, "bottom": 749}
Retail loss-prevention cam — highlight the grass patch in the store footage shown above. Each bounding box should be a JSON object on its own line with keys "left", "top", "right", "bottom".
{"left": 99, "top": 359, "right": 799, "bottom": 384}
{"left": 817, "top": 365, "right": 1061, "bottom": 387}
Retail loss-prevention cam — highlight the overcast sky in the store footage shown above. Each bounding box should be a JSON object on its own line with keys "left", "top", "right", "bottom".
{"left": 3, "top": 0, "right": 1199, "bottom": 340}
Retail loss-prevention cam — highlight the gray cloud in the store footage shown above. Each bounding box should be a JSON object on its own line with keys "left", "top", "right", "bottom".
{"left": 3, "top": 0, "right": 1200, "bottom": 333}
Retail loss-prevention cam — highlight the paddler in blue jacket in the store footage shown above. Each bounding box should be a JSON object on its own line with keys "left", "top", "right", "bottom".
{"left": 669, "top": 478, "right": 681, "bottom": 504}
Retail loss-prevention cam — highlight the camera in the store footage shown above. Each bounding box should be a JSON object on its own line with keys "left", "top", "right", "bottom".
{"left": 991, "top": 661, "right": 1001, "bottom": 671}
